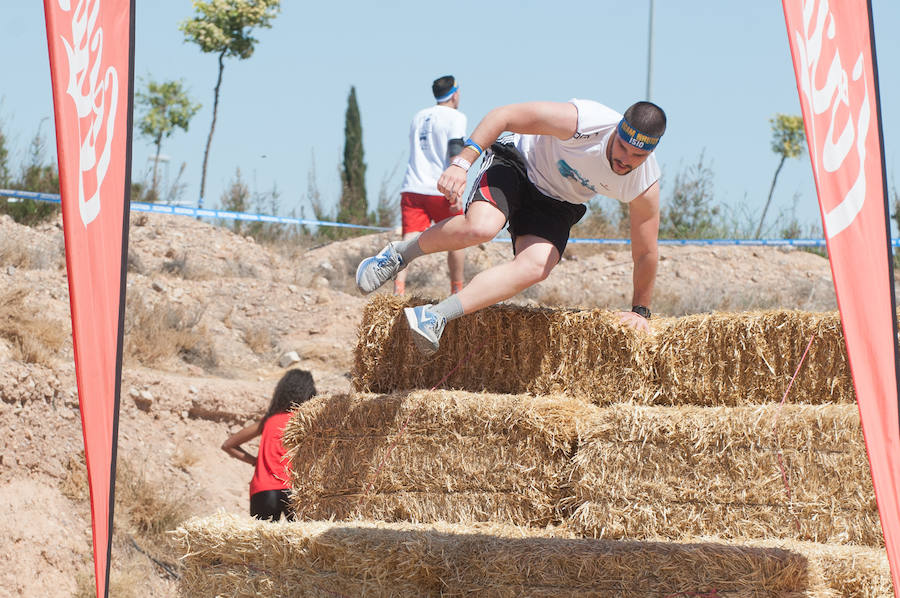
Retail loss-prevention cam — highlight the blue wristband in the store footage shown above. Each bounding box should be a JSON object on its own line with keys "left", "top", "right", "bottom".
{"left": 464, "top": 137, "right": 484, "bottom": 156}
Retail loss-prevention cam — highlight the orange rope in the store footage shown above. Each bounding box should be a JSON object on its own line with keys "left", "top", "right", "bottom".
{"left": 773, "top": 332, "right": 816, "bottom": 531}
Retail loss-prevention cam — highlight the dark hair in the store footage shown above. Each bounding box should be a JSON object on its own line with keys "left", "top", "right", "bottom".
{"left": 432, "top": 75, "right": 456, "bottom": 100}
{"left": 262, "top": 369, "right": 316, "bottom": 422}
{"left": 623, "top": 101, "right": 667, "bottom": 139}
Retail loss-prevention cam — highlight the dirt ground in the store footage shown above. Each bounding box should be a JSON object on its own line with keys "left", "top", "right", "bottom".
{"left": 0, "top": 211, "right": 840, "bottom": 597}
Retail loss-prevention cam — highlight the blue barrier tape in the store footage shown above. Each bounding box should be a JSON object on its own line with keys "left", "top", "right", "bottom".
{"left": 0, "top": 188, "right": 392, "bottom": 232}
{"left": 0, "top": 189, "right": 62, "bottom": 203}
{"left": 0, "top": 188, "right": 890, "bottom": 248}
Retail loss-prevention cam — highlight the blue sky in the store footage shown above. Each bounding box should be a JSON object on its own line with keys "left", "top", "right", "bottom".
{"left": 3, "top": 1, "right": 899, "bottom": 236}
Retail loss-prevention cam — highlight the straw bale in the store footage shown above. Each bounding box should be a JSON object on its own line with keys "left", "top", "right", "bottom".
{"left": 566, "top": 403, "right": 881, "bottom": 546}
{"left": 654, "top": 310, "right": 852, "bottom": 405}
{"left": 353, "top": 295, "right": 653, "bottom": 403}
{"left": 282, "top": 390, "right": 591, "bottom": 526}
{"left": 353, "top": 299, "right": 853, "bottom": 406}
{"left": 172, "top": 513, "right": 892, "bottom": 597}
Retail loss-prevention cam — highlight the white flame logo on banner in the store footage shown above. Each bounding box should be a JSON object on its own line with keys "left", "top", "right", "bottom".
{"left": 793, "top": 0, "right": 870, "bottom": 238}
{"left": 57, "top": 0, "right": 119, "bottom": 227}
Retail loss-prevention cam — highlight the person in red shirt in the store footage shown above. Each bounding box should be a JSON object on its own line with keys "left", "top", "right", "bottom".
{"left": 221, "top": 369, "right": 317, "bottom": 521}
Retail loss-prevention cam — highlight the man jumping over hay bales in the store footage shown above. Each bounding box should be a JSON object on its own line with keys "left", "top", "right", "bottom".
{"left": 356, "top": 99, "right": 665, "bottom": 355}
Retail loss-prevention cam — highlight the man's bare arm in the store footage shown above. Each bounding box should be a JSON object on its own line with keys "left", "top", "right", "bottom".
{"left": 618, "top": 181, "right": 660, "bottom": 332}
{"left": 629, "top": 181, "right": 660, "bottom": 308}
{"left": 438, "top": 102, "right": 579, "bottom": 203}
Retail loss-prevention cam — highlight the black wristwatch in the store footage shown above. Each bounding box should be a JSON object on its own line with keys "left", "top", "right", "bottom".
{"left": 632, "top": 305, "right": 651, "bottom": 319}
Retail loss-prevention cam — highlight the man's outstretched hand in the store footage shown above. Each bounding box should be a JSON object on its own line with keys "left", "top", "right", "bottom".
{"left": 617, "top": 310, "right": 651, "bottom": 333}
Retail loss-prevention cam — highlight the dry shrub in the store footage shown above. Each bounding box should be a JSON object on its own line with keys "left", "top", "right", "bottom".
{"left": 124, "top": 293, "right": 217, "bottom": 370}
{"left": 566, "top": 403, "right": 879, "bottom": 546}
{"left": 0, "top": 286, "right": 67, "bottom": 366}
{"left": 353, "top": 295, "right": 652, "bottom": 403}
{"left": 172, "top": 444, "right": 202, "bottom": 471}
{"left": 161, "top": 251, "right": 209, "bottom": 280}
{"left": 73, "top": 560, "right": 147, "bottom": 598}
{"left": 282, "top": 390, "right": 588, "bottom": 526}
{"left": 242, "top": 326, "right": 273, "bottom": 355}
{"left": 113, "top": 457, "right": 192, "bottom": 590}
{"left": 65, "top": 457, "right": 190, "bottom": 597}
{"left": 222, "top": 305, "right": 235, "bottom": 329}
{"left": 60, "top": 451, "right": 89, "bottom": 501}
{"left": 126, "top": 249, "right": 146, "bottom": 275}
{"left": 116, "top": 459, "right": 190, "bottom": 542}
{"left": 73, "top": 524, "right": 181, "bottom": 598}
{"left": 171, "top": 513, "right": 892, "bottom": 598}
{"left": 0, "top": 231, "right": 63, "bottom": 270}
{"left": 223, "top": 259, "right": 260, "bottom": 279}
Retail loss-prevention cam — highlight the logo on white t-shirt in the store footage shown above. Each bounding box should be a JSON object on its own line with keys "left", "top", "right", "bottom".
{"left": 557, "top": 160, "right": 608, "bottom": 193}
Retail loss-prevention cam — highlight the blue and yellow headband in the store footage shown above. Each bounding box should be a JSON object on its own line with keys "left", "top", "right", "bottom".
{"left": 434, "top": 83, "right": 458, "bottom": 103}
{"left": 617, "top": 117, "right": 660, "bottom": 151}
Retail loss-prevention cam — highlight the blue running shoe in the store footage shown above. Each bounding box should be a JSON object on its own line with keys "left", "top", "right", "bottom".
{"left": 356, "top": 243, "right": 404, "bottom": 294}
{"left": 404, "top": 304, "right": 446, "bottom": 356}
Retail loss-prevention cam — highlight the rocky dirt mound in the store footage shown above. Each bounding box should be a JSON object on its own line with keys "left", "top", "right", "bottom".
{"left": 0, "top": 211, "right": 838, "bottom": 596}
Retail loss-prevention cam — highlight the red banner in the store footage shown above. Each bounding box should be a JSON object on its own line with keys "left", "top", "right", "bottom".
{"left": 43, "top": 1, "right": 134, "bottom": 596}
{"left": 783, "top": 0, "right": 900, "bottom": 593}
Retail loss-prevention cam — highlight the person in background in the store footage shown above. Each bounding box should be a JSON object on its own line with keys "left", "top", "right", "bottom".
{"left": 389, "top": 75, "right": 468, "bottom": 296}
{"left": 221, "top": 369, "right": 317, "bottom": 521}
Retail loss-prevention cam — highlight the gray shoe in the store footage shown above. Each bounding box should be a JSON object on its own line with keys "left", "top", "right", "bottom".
{"left": 356, "top": 243, "right": 404, "bottom": 294}
{"left": 404, "top": 304, "right": 446, "bottom": 356}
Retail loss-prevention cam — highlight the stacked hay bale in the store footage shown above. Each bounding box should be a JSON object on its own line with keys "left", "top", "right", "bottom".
{"left": 353, "top": 295, "right": 653, "bottom": 403}
{"left": 175, "top": 299, "right": 891, "bottom": 596}
{"left": 174, "top": 513, "right": 892, "bottom": 598}
{"left": 654, "top": 310, "right": 852, "bottom": 405}
{"left": 280, "top": 390, "right": 589, "bottom": 526}
{"left": 566, "top": 404, "right": 879, "bottom": 545}
{"left": 354, "top": 298, "right": 853, "bottom": 406}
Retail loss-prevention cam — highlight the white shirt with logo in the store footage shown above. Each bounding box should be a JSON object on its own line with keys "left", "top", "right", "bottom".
{"left": 401, "top": 105, "right": 467, "bottom": 195}
{"left": 513, "top": 99, "right": 660, "bottom": 204}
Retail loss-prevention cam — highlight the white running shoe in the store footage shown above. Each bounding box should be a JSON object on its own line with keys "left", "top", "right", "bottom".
{"left": 356, "top": 243, "right": 404, "bottom": 294}
{"left": 404, "top": 304, "right": 447, "bottom": 356}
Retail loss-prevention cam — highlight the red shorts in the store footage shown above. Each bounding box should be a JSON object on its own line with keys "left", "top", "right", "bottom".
{"left": 401, "top": 192, "right": 462, "bottom": 234}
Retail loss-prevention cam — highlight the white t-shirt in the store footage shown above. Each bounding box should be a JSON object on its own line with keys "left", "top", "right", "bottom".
{"left": 401, "top": 105, "right": 467, "bottom": 195}
{"left": 513, "top": 99, "right": 660, "bottom": 204}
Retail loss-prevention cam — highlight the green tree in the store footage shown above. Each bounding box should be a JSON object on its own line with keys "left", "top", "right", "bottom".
{"left": 135, "top": 79, "right": 200, "bottom": 199}
{"left": 337, "top": 86, "right": 368, "bottom": 225}
{"left": 4, "top": 125, "right": 59, "bottom": 225}
{"left": 756, "top": 113, "right": 806, "bottom": 238}
{"left": 659, "top": 151, "right": 722, "bottom": 239}
{"left": 180, "top": 0, "right": 280, "bottom": 208}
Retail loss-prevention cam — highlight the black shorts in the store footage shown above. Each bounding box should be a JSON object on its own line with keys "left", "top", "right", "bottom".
{"left": 250, "top": 489, "right": 293, "bottom": 521}
{"left": 466, "top": 142, "right": 586, "bottom": 259}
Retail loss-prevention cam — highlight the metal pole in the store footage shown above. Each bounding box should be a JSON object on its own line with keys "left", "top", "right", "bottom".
{"left": 646, "top": 0, "right": 655, "bottom": 101}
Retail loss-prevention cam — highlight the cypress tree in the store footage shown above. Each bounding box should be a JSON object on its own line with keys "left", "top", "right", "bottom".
{"left": 338, "top": 86, "right": 368, "bottom": 224}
